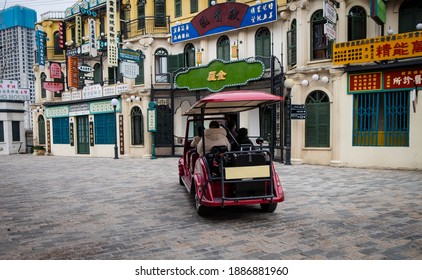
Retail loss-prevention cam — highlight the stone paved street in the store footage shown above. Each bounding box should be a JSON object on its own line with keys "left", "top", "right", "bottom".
{"left": 0, "top": 154, "right": 421, "bottom": 260}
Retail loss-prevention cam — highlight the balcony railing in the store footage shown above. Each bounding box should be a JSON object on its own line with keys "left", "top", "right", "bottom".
{"left": 125, "top": 16, "right": 170, "bottom": 37}
{"left": 35, "top": 47, "right": 65, "bottom": 64}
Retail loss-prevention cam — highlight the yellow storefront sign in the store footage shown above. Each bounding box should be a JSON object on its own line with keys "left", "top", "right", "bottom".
{"left": 333, "top": 31, "right": 422, "bottom": 65}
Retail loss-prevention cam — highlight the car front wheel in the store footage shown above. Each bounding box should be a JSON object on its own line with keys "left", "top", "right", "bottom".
{"left": 195, "top": 193, "right": 207, "bottom": 216}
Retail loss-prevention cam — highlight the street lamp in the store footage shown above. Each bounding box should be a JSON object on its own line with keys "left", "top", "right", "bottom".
{"left": 284, "top": 78, "right": 295, "bottom": 166}
{"left": 111, "top": 98, "right": 119, "bottom": 159}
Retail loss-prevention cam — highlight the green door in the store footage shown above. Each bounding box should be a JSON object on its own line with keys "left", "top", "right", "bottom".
{"left": 77, "top": 115, "right": 90, "bottom": 154}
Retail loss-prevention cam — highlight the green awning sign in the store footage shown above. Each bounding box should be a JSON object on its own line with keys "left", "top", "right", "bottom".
{"left": 175, "top": 59, "right": 265, "bottom": 92}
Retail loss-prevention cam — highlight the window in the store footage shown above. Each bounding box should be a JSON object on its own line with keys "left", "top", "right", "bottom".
{"left": 184, "top": 43, "right": 196, "bottom": 67}
{"left": 399, "top": 0, "right": 422, "bottom": 33}
{"left": 311, "top": 10, "right": 331, "bottom": 60}
{"left": 12, "top": 121, "right": 20, "bottom": 141}
{"left": 135, "top": 60, "right": 145, "bottom": 85}
{"left": 95, "top": 113, "right": 116, "bottom": 144}
{"left": 287, "top": 19, "right": 297, "bottom": 68}
{"left": 52, "top": 117, "right": 70, "bottom": 144}
{"left": 131, "top": 106, "right": 144, "bottom": 145}
{"left": 255, "top": 27, "right": 271, "bottom": 68}
{"left": 175, "top": 0, "right": 182, "bottom": 17}
{"left": 0, "top": 121, "right": 4, "bottom": 142}
{"left": 348, "top": 6, "right": 366, "bottom": 41}
{"left": 93, "top": 63, "right": 102, "bottom": 84}
{"left": 155, "top": 0, "right": 167, "bottom": 27}
{"left": 155, "top": 48, "right": 168, "bottom": 83}
{"left": 217, "top": 36, "right": 230, "bottom": 62}
{"left": 40, "top": 72, "right": 47, "bottom": 99}
{"left": 190, "top": 0, "right": 198, "bottom": 13}
{"left": 137, "top": 1, "right": 146, "bottom": 30}
{"left": 353, "top": 91, "right": 409, "bottom": 146}
{"left": 38, "top": 115, "right": 46, "bottom": 145}
{"left": 305, "top": 91, "right": 330, "bottom": 147}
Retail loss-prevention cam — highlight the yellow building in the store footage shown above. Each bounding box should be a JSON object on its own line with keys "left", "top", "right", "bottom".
{"left": 32, "top": 0, "right": 422, "bottom": 170}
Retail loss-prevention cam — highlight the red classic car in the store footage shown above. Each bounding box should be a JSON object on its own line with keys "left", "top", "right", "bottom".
{"left": 178, "top": 90, "right": 285, "bottom": 215}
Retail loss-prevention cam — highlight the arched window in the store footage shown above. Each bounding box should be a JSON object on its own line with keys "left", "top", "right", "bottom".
{"left": 184, "top": 43, "right": 196, "bottom": 67}
{"left": 38, "top": 115, "right": 46, "bottom": 145}
{"left": 348, "top": 6, "right": 366, "bottom": 41}
{"left": 40, "top": 72, "right": 47, "bottom": 99}
{"left": 399, "top": 0, "right": 422, "bottom": 33}
{"left": 155, "top": 48, "right": 168, "bottom": 83}
{"left": 287, "top": 19, "right": 297, "bottom": 68}
{"left": 255, "top": 27, "right": 271, "bottom": 68}
{"left": 311, "top": 10, "right": 330, "bottom": 60}
{"left": 137, "top": 0, "right": 145, "bottom": 30}
{"left": 53, "top": 31, "right": 62, "bottom": 55}
{"left": 131, "top": 106, "right": 144, "bottom": 145}
{"left": 217, "top": 36, "right": 230, "bottom": 62}
{"left": 305, "top": 91, "right": 330, "bottom": 147}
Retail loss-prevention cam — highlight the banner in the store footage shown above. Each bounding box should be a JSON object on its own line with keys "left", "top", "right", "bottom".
{"left": 68, "top": 57, "right": 79, "bottom": 88}
{"left": 107, "top": 0, "right": 118, "bottom": 67}
{"left": 88, "top": 18, "right": 97, "bottom": 57}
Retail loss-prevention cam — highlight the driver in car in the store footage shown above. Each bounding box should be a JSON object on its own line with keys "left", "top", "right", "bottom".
{"left": 197, "top": 121, "right": 231, "bottom": 156}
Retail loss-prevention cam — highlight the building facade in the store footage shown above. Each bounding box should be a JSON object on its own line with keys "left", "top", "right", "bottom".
{"left": 32, "top": 0, "right": 422, "bottom": 170}
{"left": 0, "top": 5, "right": 37, "bottom": 154}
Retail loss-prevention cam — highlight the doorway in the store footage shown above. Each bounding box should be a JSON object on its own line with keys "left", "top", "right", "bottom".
{"left": 77, "top": 115, "right": 90, "bottom": 154}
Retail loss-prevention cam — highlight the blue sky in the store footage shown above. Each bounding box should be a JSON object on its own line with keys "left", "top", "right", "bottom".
{"left": 2, "top": 0, "right": 78, "bottom": 19}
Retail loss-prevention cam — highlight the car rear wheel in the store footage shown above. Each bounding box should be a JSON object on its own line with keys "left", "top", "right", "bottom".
{"left": 195, "top": 193, "right": 207, "bottom": 216}
{"left": 179, "top": 175, "right": 184, "bottom": 186}
{"left": 260, "top": 202, "right": 277, "bottom": 213}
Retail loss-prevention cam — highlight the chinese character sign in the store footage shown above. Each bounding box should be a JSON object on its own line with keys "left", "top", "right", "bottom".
{"left": 334, "top": 31, "right": 422, "bottom": 65}
{"left": 107, "top": 0, "right": 118, "bottom": 67}
{"left": 88, "top": 18, "right": 97, "bottom": 57}
{"left": 0, "top": 80, "right": 30, "bottom": 101}
{"left": 75, "top": 16, "right": 82, "bottom": 46}
{"left": 35, "top": 30, "right": 46, "bottom": 67}
{"left": 68, "top": 57, "right": 79, "bottom": 88}
{"left": 171, "top": 1, "right": 277, "bottom": 44}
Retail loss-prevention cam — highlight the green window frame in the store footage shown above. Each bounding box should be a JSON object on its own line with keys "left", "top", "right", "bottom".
{"left": 348, "top": 6, "right": 366, "bottom": 41}
{"left": 12, "top": 121, "right": 20, "bottom": 141}
{"left": 94, "top": 113, "right": 116, "bottom": 145}
{"left": 52, "top": 117, "right": 70, "bottom": 144}
{"left": 94, "top": 63, "right": 102, "bottom": 85}
{"left": 175, "top": 0, "right": 182, "bottom": 17}
{"left": 287, "top": 19, "right": 297, "bottom": 68}
{"left": 135, "top": 60, "right": 145, "bottom": 85}
{"left": 38, "top": 115, "right": 46, "bottom": 145}
{"left": 155, "top": 0, "right": 167, "bottom": 27}
{"left": 255, "top": 27, "right": 271, "bottom": 68}
{"left": 190, "top": 0, "right": 198, "bottom": 13}
{"left": 217, "top": 36, "right": 230, "bottom": 62}
{"left": 399, "top": 0, "right": 422, "bottom": 33}
{"left": 155, "top": 101, "right": 173, "bottom": 146}
{"left": 305, "top": 91, "right": 330, "bottom": 147}
{"left": 0, "top": 121, "right": 4, "bottom": 142}
{"left": 311, "top": 10, "right": 331, "bottom": 60}
{"left": 137, "top": 1, "right": 146, "bottom": 30}
{"left": 155, "top": 48, "right": 168, "bottom": 83}
{"left": 131, "top": 106, "right": 144, "bottom": 145}
{"left": 353, "top": 91, "right": 409, "bottom": 147}
{"left": 184, "top": 43, "right": 196, "bottom": 67}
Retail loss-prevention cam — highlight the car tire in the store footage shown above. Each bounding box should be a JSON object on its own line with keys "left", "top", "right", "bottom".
{"left": 179, "top": 175, "right": 184, "bottom": 186}
{"left": 195, "top": 193, "right": 207, "bottom": 216}
{"left": 260, "top": 203, "right": 277, "bottom": 213}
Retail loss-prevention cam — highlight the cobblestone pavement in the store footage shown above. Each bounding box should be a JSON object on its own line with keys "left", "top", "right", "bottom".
{"left": 0, "top": 154, "right": 421, "bottom": 260}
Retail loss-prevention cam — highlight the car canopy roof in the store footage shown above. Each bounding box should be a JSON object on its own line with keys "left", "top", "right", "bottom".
{"left": 184, "top": 90, "right": 283, "bottom": 116}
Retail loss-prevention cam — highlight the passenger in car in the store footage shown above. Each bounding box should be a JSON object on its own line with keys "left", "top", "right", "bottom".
{"left": 190, "top": 126, "right": 204, "bottom": 148}
{"left": 197, "top": 121, "right": 231, "bottom": 156}
{"left": 232, "top": 127, "right": 254, "bottom": 151}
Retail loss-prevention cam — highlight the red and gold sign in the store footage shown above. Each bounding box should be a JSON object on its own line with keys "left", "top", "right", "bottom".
{"left": 349, "top": 72, "right": 382, "bottom": 93}
{"left": 384, "top": 69, "right": 422, "bottom": 90}
{"left": 333, "top": 31, "right": 422, "bottom": 65}
{"left": 50, "top": 62, "right": 61, "bottom": 79}
{"left": 43, "top": 82, "right": 63, "bottom": 92}
{"left": 67, "top": 56, "right": 79, "bottom": 88}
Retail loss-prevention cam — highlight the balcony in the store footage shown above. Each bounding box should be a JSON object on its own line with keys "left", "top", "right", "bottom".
{"left": 125, "top": 16, "right": 170, "bottom": 38}
{"left": 35, "top": 47, "right": 65, "bottom": 64}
